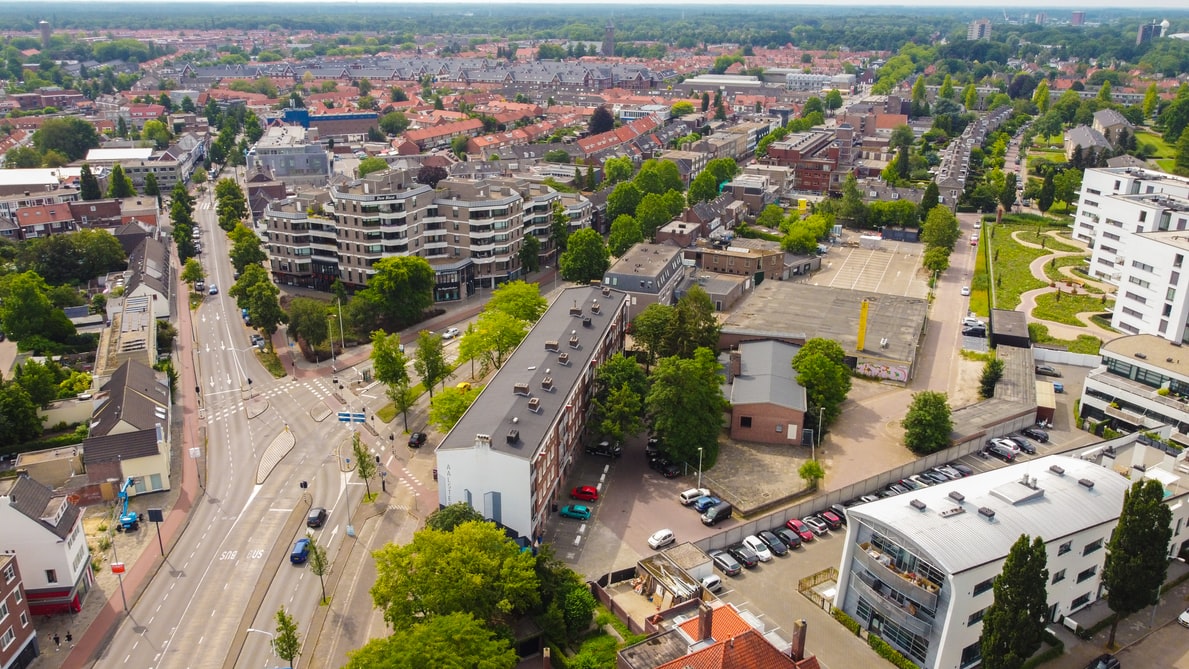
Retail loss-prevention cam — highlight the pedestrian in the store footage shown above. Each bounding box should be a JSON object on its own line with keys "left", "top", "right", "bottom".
{"left": 53, "top": 634, "right": 60, "bottom": 649}
{"left": 65, "top": 631, "right": 72, "bottom": 645}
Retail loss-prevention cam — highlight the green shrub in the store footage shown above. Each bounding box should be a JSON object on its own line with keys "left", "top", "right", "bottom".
{"left": 867, "top": 634, "right": 920, "bottom": 669}
{"left": 832, "top": 607, "right": 861, "bottom": 636}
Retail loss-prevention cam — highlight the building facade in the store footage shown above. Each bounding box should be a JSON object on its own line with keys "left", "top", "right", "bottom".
{"left": 0, "top": 476, "right": 93, "bottom": 616}
{"left": 1079, "top": 333, "right": 1189, "bottom": 440}
{"left": 247, "top": 126, "right": 330, "bottom": 186}
{"left": 601, "top": 242, "right": 688, "bottom": 320}
{"left": 435, "top": 286, "right": 629, "bottom": 541}
{"left": 0, "top": 556, "right": 38, "bottom": 669}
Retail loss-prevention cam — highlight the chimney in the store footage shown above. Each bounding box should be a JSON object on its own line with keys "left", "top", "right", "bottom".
{"left": 729, "top": 350, "right": 742, "bottom": 381}
{"left": 790, "top": 619, "right": 807, "bottom": 661}
{"left": 697, "top": 600, "right": 714, "bottom": 642}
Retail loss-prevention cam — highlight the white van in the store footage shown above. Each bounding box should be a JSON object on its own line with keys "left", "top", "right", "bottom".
{"left": 679, "top": 488, "right": 711, "bottom": 505}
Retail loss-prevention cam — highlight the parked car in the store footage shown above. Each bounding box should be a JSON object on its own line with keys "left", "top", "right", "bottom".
{"left": 408, "top": 432, "right": 427, "bottom": 448}
{"left": 960, "top": 286, "right": 971, "bottom": 296}
{"left": 1007, "top": 435, "right": 1037, "bottom": 454}
{"left": 307, "top": 507, "right": 327, "bottom": 528}
{"left": 932, "top": 465, "right": 962, "bottom": 480}
{"left": 649, "top": 457, "right": 680, "bottom": 478}
{"left": 756, "top": 530, "right": 789, "bottom": 556}
{"left": 774, "top": 527, "right": 804, "bottom": 549}
{"left": 1179, "top": 607, "right": 1189, "bottom": 627}
{"left": 701, "top": 574, "right": 723, "bottom": 593}
{"left": 570, "top": 485, "right": 599, "bottom": 502}
{"left": 693, "top": 496, "right": 723, "bottom": 513}
{"left": 898, "top": 478, "right": 924, "bottom": 491}
{"left": 828, "top": 504, "right": 848, "bottom": 526}
{"left": 949, "top": 463, "right": 975, "bottom": 477}
{"left": 802, "top": 515, "right": 830, "bottom": 536}
{"left": 648, "top": 529, "right": 676, "bottom": 550}
{"left": 921, "top": 470, "right": 950, "bottom": 485}
{"left": 679, "top": 488, "right": 711, "bottom": 505}
{"left": 989, "top": 437, "right": 1020, "bottom": 455}
{"left": 645, "top": 436, "right": 661, "bottom": 460}
{"left": 441, "top": 327, "right": 461, "bottom": 339}
{"left": 710, "top": 550, "right": 742, "bottom": 576}
{"left": 290, "top": 538, "right": 311, "bottom": 564}
{"left": 1083, "top": 654, "right": 1120, "bottom": 669}
{"left": 587, "top": 441, "right": 623, "bottom": 458}
{"left": 727, "top": 543, "right": 759, "bottom": 568}
{"left": 786, "top": 518, "right": 815, "bottom": 542}
{"left": 1035, "top": 364, "right": 1062, "bottom": 377}
{"left": 559, "top": 505, "right": 592, "bottom": 520}
{"left": 701, "top": 502, "right": 733, "bottom": 526}
{"left": 1053, "top": 382, "right": 1065, "bottom": 393}
{"left": 742, "top": 535, "right": 773, "bottom": 562}
{"left": 818, "top": 510, "right": 844, "bottom": 530}
{"left": 1022, "top": 427, "right": 1049, "bottom": 443}
{"left": 985, "top": 442, "right": 1017, "bottom": 462}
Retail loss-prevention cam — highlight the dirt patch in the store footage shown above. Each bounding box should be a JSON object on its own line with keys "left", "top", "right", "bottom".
{"left": 952, "top": 357, "right": 984, "bottom": 409}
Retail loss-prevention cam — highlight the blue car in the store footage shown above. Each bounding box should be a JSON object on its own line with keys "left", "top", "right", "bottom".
{"left": 559, "top": 505, "right": 592, "bottom": 520}
{"left": 693, "top": 496, "right": 723, "bottom": 513}
{"left": 290, "top": 538, "right": 310, "bottom": 564}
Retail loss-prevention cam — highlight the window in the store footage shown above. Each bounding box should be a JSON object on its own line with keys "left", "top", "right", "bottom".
{"left": 1071, "top": 592, "right": 1092, "bottom": 610}
{"left": 740, "top": 416, "right": 753, "bottom": 428}
{"left": 45, "top": 569, "right": 57, "bottom": 584}
{"left": 973, "top": 577, "right": 995, "bottom": 596}
{"left": 0, "top": 601, "right": 7, "bottom": 621}
{"left": 1058, "top": 541, "right": 1072, "bottom": 556}
{"left": 1083, "top": 538, "right": 1103, "bottom": 556}
{"left": 13, "top": 589, "right": 20, "bottom": 605}
{"left": 1077, "top": 566, "right": 1098, "bottom": 583}
{"left": 1052, "top": 569, "right": 1066, "bottom": 584}
{"left": 967, "top": 608, "right": 986, "bottom": 625}
{"left": 2, "top": 565, "right": 12, "bottom": 583}
{"left": 19, "top": 612, "right": 27, "bottom": 627}
{"left": 0, "top": 627, "right": 12, "bottom": 650}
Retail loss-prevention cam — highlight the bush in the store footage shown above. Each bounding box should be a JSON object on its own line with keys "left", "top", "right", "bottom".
{"left": 867, "top": 634, "right": 921, "bottom": 669}
{"left": 832, "top": 607, "right": 861, "bottom": 635}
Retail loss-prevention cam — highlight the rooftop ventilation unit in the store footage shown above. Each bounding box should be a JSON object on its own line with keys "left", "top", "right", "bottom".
{"left": 506, "top": 429, "right": 520, "bottom": 444}
{"left": 558, "top": 352, "right": 570, "bottom": 366}
{"left": 513, "top": 383, "right": 531, "bottom": 396}
{"left": 910, "top": 499, "right": 927, "bottom": 511}
{"left": 948, "top": 491, "right": 966, "bottom": 503}
{"left": 582, "top": 317, "right": 592, "bottom": 328}
{"left": 1078, "top": 478, "right": 1095, "bottom": 490}
{"left": 527, "top": 397, "right": 541, "bottom": 413}
{"left": 569, "top": 304, "right": 583, "bottom": 317}
{"left": 569, "top": 334, "right": 581, "bottom": 348}
{"left": 978, "top": 507, "right": 996, "bottom": 520}
{"left": 591, "top": 301, "right": 601, "bottom": 314}
{"left": 541, "top": 376, "right": 554, "bottom": 391}
{"left": 545, "top": 340, "right": 560, "bottom": 352}
{"left": 601, "top": 286, "right": 611, "bottom": 296}
{"left": 1049, "top": 465, "right": 1065, "bottom": 476}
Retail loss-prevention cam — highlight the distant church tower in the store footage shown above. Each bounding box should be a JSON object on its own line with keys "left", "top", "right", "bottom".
{"left": 602, "top": 21, "right": 615, "bottom": 58}
{"left": 39, "top": 20, "right": 51, "bottom": 50}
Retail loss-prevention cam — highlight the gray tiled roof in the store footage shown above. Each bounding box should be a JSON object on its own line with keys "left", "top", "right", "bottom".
{"left": 726, "top": 340, "right": 807, "bottom": 411}
{"left": 92, "top": 360, "right": 168, "bottom": 436}
{"left": 83, "top": 429, "right": 160, "bottom": 464}
{"left": 0, "top": 475, "right": 80, "bottom": 540}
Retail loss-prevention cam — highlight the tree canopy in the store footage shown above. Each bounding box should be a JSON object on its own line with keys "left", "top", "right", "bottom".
{"left": 647, "top": 348, "right": 728, "bottom": 468}
{"left": 900, "top": 391, "right": 953, "bottom": 454}
{"left": 980, "top": 535, "right": 1049, "bottom": 669}
{"left": 559, "top": 228, "right": 609, "bottom": 284}
{"left": 1103, "top": 479, "right": 1173, "bottom": 647}
{"left": 485, "top": 280, "right": 547, "bottom": 322}
{"left": 355, "top": 256, "right": 435, "bottom": 331}
{"left": 346, "top": 612, "right": 517, "bottom": 669}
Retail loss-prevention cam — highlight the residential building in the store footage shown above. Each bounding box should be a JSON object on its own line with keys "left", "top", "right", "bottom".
{"left": 722, "top": 340, "right": 807, "bottom": 445}
{"left": 123, "top": 237, "right": 172, "bottom": 320}
{"left": 656, "top": 150, "right": 708, "bottom": 186}
{"left": 600, "top": 242, "right": 687, "bottom": 320}
{"left": 83, "top": 359, "right": 172, "bottom": 494}
{"left": 1063, "top": 126, "right": 1110, "bottom": 161}
{"left": 1079, "top": 334, "right": 1189, "bottom": 439}
{"left": 688, "top": 238, "right": 786, "bottom": 283}
{"left": 0, "top": 475, "right": 93, "bottom": 615}
{"left": 967, "top": 19, "right": 993, "bottom": 41}
{"left": 0, "top": 556, "right": 39, "bottom": 669}
{"left": 766, "top": 125, "right": 858, "bottom": 194}
{"left": 1091, "top": 109, "right": 1134, "bottom": 146}
{"left": 785, "top": 72, "right": 856, "bottom": 92}
{"left": 247, "top": 126, "right": 330, "bottom": 187}
{"left": 435, "top": 285, "right": 629, "bottom": 541}
{"left": 834, "top": 455, "right": 1143, "bottom": 669}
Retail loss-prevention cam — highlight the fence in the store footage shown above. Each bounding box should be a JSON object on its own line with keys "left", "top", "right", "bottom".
{"left": 1033, "top": 348, "right": 1102, "bottom": 368}
{"left": 798, "top": 567, "right": 839, "bottom": 611}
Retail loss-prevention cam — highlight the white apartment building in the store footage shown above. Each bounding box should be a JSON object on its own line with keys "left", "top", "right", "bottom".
{"left": 835, "top": 455, "right": 1150, "bottom": 669}
{"left": 1074, "top": 167, "right": 1189, "bottom": 340}
{"left": 1080, "top": 333, "right": 1189, "bottom": 439}
{"left": 0, "top": 476, "right": 93, "bottom": 616}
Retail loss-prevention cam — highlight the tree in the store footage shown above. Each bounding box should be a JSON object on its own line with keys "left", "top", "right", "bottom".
{"left": 919, "top": 181, "right": 940, "bottom": 222}
{"left": 670, "top": 101, "right": 694, "bottom": 118}
{"left": 593, "top": 380, "right": 644, "bottom": 443}
{"left": 352, "top": 432, "right": 377, "bottom": 499}
{"left": 307, "top": 532, "right": 331, "bottom": 604}
{"left": 999, "top": 173, "right": 1018, "bottom": 211}
{"left": 486, "top": 280, "right": 547, "bottom": 322}
{"left": 840, "top": 173, "right": 868, "bottom": 228}
{"left": 798, "top": 460, "right": 825, "bottom": 489}
{"left": 32, "top": 117, "right": 99, "bottom": 161}
{"left": 802, "top": 96, "right": 824, "bottom": 118}
{"left": 980, "top": 536, "right": 1049, "bottom": 669}
{"left": 647, "top": 348, "right": 728, "bottom": 468}
{"left": 460, "top": 309, "right": 529, "bottom": 373}
{"left": 1103, "top": 479, "right": 1174, "bottom": 647}
{"left": 922, "top": 246, "right": 951, "bottom": 274}
{"left": 632, "top": 303, "right": 671, "bottom": 370}
{"left": 1097, "top": 80, "right": 1112, "bottom": 103}
{"left": 417, "top": 164, "right": 448, "bottom": 188}
{"left": 413, "top": 330, "right": 449, "bottom": 399}
{"left": 390, "top": 379, "right": 418, "bottom": 432}
{"left": 18, "top": 229, "right": 126, "bottom": 285}
{"left": 519, "top": 234, "right": 542, "bottom": 273}
{"left": 142, "top": 119, "right": 172, "bottom": 149}
{"left": 605, "top": 182, "right": 642, "bottom": 223}
{"left": 791, "top": 338, "right": 852, "bottom": 430}
{"left": 429, "top": 384, "right": 481, "bottom": 431}
{"left": 357, "top": 156, "right": 389, "bottom": 177}
{"left": 4, "top": 146, "right": 41, "bottom": 169}
{"left": 964, "top": 83, "right": 979, "bottom": 111}
{"left": 229, "top": 223, "right": 267, "bottom": 274}
{"left": 357, "top": 256, "right": 435, "bottom": 330}
{"left": 106, "top": 164, "right": 136, "bottom": 199}
{"left": 588, "top": 106, "right": 614, "bottom": 135}
{"left": 825, "top": 89, "right": 843, "bottom": 113}
{"left": 559, "top": 228, "right": 610, "bottom": 284}
{"left": 426, "top": 502, "right": 486, "bottom": 533}
{"left": 938, "top": 75, "right": 955, "bottom": 101}
{"left": 688, "top": 170, "right": 719, "bottom": 205}
{"left": 889, "top": 124, "right": 914, "bottom": 151}
{"left": 549, "top": 201, "right": 571, "bottom": 254}
{"left": 921, "top": 206, "right": 960, "bottom": 251}
{"left": 79, "top": 164, "right": 102, "bottom": 201}
{"left": 230, "top": 265, "right": 286, "bottom": 336}
{"left": 608, "top": 215, "right": 643, "bottom": 256}
{"left": 370, "top": 521, "right": 539, "bottom": 630}
{"left": 287, "top": 297, "right": 329, "bottom": 347}
{"left": 0, "top": 272, "right": 75, "bottom": 344}
{"left": 372, "top": 329, "right": 411, "bottom": 403}
{"left": 1177, "top": 131, "right": 1189, "bottom": 176}
{"left": 910, "top": 76, "right": 929, "bottom": 117}
{"left": 1143, "top": 83, "right": 1160, "bottom": 120}
{"left": 901, "top": 391, "right": 953, "bottom": 455}
{"left": 0, "top": 383, "right": 42, "bottom": 445}
{"left": 143, "top": 172, "right": 160, "bottom": 204}
{"left": 272, "top": 607, "right": 302, "bottom": 668}
{"left": 378, "top": 110, "right": 411, "bottom": 136}
{"left": 1053, "top": 169, "right": 1082, "bottom": 212}
{"left": 345, "top": 613, "right": 516, "bottom": 669}
{"left": 701, "top": 92, "right": 710, "bottom": 112}
{"left": 603, "top": 156, "right": 634, "bottom": 185}
{"left": 1037, "top": 174, "right": 1055, "bottom": 213}
{"left": 665, "top": 286, "right": 720, "bottom": 358}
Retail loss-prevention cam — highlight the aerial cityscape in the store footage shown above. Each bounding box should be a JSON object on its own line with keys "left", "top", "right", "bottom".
{"left": 0, "top": 3, "right": 1188, "bottom": 669}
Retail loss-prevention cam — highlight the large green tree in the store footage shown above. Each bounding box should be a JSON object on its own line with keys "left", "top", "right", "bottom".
{"left": 371, "top": 330, "right": 410, "bottom": 400}
{"left": 647, "top": 348, "right": 728, "bottom": 467}
{"left": 32, "top": 117, "right": 100, "bottom": 161}
{"left": 413, "top": 330, "right": 449, "bottom": 398}
{"left": 665, "top": 286, "right": 721, "bottom": 359}
{"left": 429, "top": 384, "right": 481, "bottom": 431}
{"left": 352, "top": 432, "right": 377, "bottom": 498}
{"left": 980, "top": 535, "right": 1049, "bottom": 669}
{"left": 17, "top": 229, "right": 126, "bottom": 286}
{"left": 425, "top": 503, "right": 486, "bottom": 533}
{"left": 345, "top": 612, "right": 516, "bottom": 669}
{"left": 0, "top": 383, "right": 43, "bottom": 449}
{"left": 606, "top": 181, "right": 643, "bottom": 223}
{"left": 357, "top": 256, "right": 436, "bottom": 330}
{"left": 486, "top": 280, "right": 547, "bottom": 322}
{"left": 558, "top": 228, "right": 610, "bottom": 284}
{"left": 921, "top": 205, "right": 960, "bottom": 251}
{"left": 687, "top": 170, "right": 719, "bottom": 205}
{"left": 79, "top": 163, "right": 102, "bottom": 201}
{"left": 791, "top": 338, "right": 852, "bottom": 430}
{"left": 286, "top": 297, "right": 330, "bottom": 347}
{"left": 1103, "top": 479, "right": 1173, "bottom": 647}
{"left": 457, "top": 309, "right": 528, "bottom": 372}
{"left": 106, "top": 164, "right": 136, "bottom": 199}
{"left": 228, "top": 223, "right": 267, "bottom": 275}
{"left": 900, "top": 391, "right": 953, "bottom": 454}
{"left": 608, "top": 215, "right": 643, "bottom": 257}
{"left": 370, "top": 521, "right": 539, "bottom": 630}
{"left": 229, "top": 265, "right": 286, "bottom": 336}
{"left": 0, "top": 272, "right": 76, "bottom": 343}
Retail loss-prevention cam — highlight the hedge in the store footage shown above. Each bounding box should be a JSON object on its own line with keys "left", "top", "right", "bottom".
{"left": 867, "top": 634, "right": 920, "bottom": 669}
{"left": 1021, "top": 631, "right": 1065, "bottom": 669}
{"left": 832, "top": 607, "right": 861, "bottom": 636}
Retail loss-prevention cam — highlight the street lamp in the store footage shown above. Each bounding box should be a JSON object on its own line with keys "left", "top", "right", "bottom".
{"left": 697, "top": 447, "right": 703, "bottom": 489}
{"left": 815, "top": 407, "right": 825, "bottom": 462}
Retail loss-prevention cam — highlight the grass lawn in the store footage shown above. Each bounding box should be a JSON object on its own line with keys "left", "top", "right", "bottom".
{"left": 1029, "top": 323, "right": 1102, "bottom": 355}
{"left": 1017, "top": 230, "right": 1083, "bottom": 253}
{"left": 1157, "top": 159, "right": 1176, "bottom": 173}
{"left": 979, "top": 225, "right": 1050, "bottom": 310}
{"left": 1029, "top": 151, "right": 1066, "bottom": 170}
{"left": 1137, "top": 131, "right": 1176, "bottom": 158}
{"left": 255, "top": 348, "right": 287, "bottom": 378}
{"left": 1032, "top": 291, "right": 1114, "bottom": 326}
{"left": 1042, "top": 255, "right": 1092, "bottom": 284}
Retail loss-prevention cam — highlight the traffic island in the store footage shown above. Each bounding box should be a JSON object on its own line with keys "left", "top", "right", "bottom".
{"left": 244, "top": 397, "right": 268, "bottom": 419}
{"left": 255, "top": 427, "right": 296, "bottom": 484}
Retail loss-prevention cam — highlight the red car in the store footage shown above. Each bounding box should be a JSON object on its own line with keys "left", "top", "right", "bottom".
{"left": 786, "top": 518, "right": 815, "bottom": 542}
{"left": 570, "top": 485, "right": 599, "bottom": 502}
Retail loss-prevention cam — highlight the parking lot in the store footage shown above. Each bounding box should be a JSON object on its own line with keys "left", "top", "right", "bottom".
{"left": 815, "top": 239, "right": 929, "bottom": 299}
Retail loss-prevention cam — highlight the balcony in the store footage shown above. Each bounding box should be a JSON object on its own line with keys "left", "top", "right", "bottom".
{"left": 852, "top": 571, "right": 934, "bottom": 637}
{"left": 854, "top": 543, "right": 939, "bottom": 610}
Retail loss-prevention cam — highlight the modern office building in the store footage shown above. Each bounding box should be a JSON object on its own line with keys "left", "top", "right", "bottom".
{"left": 834, "top": 455, "right": 1144, "bottom": 669}
{"left": 601, "top": 242, "right": 687, "bottom": 319}
{"left": 435, "top": 285, "right": 629, "bottom": 541}
{"left": 246, "top": 126, "right": 331, "bottom": 187}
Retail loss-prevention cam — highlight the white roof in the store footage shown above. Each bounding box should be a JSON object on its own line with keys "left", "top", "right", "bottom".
{"left": 0, "top": 168, "right": 71, "bottom": 187}
{"left": 85, "top": 148, "right": 154, "bottom": 161}
{"left": 848, "top": 455, "right": 1131, "bottom": 575}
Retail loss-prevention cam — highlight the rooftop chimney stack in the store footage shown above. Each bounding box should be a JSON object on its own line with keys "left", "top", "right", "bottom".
{"left": 698, "top": 600, "right": 714, "bottom": 642}
{"left": 790, "top": 619, "right": 807, "bottom": 661}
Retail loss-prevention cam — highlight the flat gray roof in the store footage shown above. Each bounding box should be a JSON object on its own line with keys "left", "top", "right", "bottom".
{"left": 723, "top": 282, "right": 927, "bottom": 365}
{"left": 437, "top": 285, "right": 627, "bottom": 458}
{"left": 727, "top": 340, "right": 806, "bottom": 411}
{"left": 848, "top": 455, "right": 1129, "bottom": 575}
